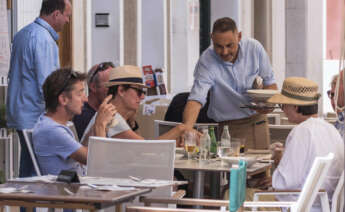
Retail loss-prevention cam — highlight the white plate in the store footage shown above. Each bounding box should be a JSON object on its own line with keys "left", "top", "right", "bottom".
{"left": 220, "top": 156, "right": 257, "bottom": 167}
{"left": 246, "top": 89, "right": 279, "bottom": 101}
{"left": 175, "top": 153, "right": 184, "bottom": 160}
{"left": 175, "top": 147, "right": 185, "bottom": 154}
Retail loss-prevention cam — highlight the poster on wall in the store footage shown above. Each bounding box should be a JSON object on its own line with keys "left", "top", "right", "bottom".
{"left": 0, "top": 0, "right": 10, "bottom": 79}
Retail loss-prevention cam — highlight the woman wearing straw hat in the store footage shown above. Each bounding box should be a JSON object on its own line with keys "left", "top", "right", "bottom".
{"left": 81, "top": 65, "right": 187, "bottom": 144}
{"left": 261, "top": 77, "right": 344, "bottom": 212}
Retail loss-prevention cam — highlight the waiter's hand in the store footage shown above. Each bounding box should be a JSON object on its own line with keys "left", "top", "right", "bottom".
{"left": 253, "top": 107, "right": 274, "bottom": 114}
{"left": 178, "top": 127, "right": 201, "bottom": 147}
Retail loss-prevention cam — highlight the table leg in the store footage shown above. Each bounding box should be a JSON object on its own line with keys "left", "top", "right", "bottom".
{"left": 193, "top": 171, "right": 204, "bottom": 199}
{"left": 115, "top": 204, "right": 122, "bottom": 212}
{"left": 210, "top": 172, "right": 220, "bottom": 199}
{"left": 25, "top": 207, "right": 33, "bottom": 212}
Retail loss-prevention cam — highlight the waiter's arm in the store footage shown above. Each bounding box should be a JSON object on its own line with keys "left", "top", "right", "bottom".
{"left": 183, "top": 100, "right": 202, "bottom": 129}
{"left": 263, "top": 83, "right": 278, "bottom": 90}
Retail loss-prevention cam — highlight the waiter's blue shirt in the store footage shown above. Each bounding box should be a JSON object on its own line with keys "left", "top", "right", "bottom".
{"left": 6, "top": 17, "right": 60, "bottom": 130}
{"left": 188, "top": 38, "right": 276, "bottom": 122}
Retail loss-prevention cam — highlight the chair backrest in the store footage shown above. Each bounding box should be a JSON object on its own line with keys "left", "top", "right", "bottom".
{"left": 87, "top": 136, "right": 176, "bottom": 197}
{"left": 294, "top": 153, "right": 335, "bottom": 212}
{"left": 154, "top": 120, "right": 218, "bottom": 138}
{"left": 331, "top": 171, "right": 344, "bottom": 212}
{"left": 229, "top": 160, "right": 247, "bottom": 212}
{"left": 66, "top": 121, "right": 79, "bottom": 141}
{"left": 268, "top": 124, "right": 295, "bottom": 144}
{"left": 22, "top": 129, "right": 42, "bottom": 176}
{"left": 267, "top": 113, "right": 281, "bottom": 125}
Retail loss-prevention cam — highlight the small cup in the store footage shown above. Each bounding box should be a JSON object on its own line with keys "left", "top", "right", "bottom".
{"left": 184, "top": 131, "right": 197, "bottom": 160}
{"left": 230, "top": 141, "right": 241, "bottom": 157}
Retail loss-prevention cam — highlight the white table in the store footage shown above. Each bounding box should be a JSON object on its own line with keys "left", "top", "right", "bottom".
{"left": 174, "top": 158, "right": 272, "bottom": 199}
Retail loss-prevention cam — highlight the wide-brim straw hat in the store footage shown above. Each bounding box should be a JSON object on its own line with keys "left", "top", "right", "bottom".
{"left": 105, "top": 65, "right": 148, "bottom": 88}
{"left": 267, "top": 77, "right": 321, "bottom": 106}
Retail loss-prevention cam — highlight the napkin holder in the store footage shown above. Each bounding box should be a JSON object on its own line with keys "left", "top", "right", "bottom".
{"left": 57, "top": 170, "right": 80, "bottom": 183}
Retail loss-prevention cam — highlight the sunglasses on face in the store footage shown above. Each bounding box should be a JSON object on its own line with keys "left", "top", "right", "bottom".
{"left": 128, "top": 86, "right": 146, "bottom": 97}
{"left": 327, "top": 90, "right": 335, "bottom": 99}
{"left": 57, "top": 71, "right": 78, "bottom": 96}
{"left": 89, "top": 62, "right": 115, "bottom": 83}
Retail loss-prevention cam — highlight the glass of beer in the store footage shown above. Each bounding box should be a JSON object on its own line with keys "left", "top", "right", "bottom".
{"left": 184, "top": 131, "right": 197, "bottom": 160}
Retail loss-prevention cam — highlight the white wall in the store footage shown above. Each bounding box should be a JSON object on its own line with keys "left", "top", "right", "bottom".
{"left": 211, "top": 0, "right": 239, "bottom": 29}
{"left": 15, "top": 0, "right": 42, "bottom": 31}
{"left": 141, "top": 0, "right": 165, "bottom": 69}
{"left": 170, "top": 0, "right": 199, "bottom": 93}
{"left": 91, "top": 0, "right": 121, "bottom": 66}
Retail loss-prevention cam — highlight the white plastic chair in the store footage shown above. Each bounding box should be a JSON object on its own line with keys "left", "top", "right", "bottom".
{"left": 266, "top": 113, "right": 281, "bottom": 125}
{"left": 249, "top": 152, "right": 335, "bottom": 212}
{"left": 22, "top": 129, "right": 42, "bottom": 176}
{"left": 87, "top": 136, "right": 176, "bottom": 198}
{"left": 330, "top": 171, "right": 344, "bottom": 212}
{"left": 127, "top": 153, "right": 335, "bottom": 212}
{"left": 66, "top": 121, "right": 79, "bottom": 141}
{"left": 154, "top": 120, "right": 218, "bottom": 138}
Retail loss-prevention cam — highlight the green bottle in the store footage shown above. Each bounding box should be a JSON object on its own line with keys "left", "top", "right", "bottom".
{"left": 209, "top": 126, "right": 217, "bottom": 154}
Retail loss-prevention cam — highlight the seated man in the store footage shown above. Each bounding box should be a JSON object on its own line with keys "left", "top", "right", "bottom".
{"left": 265, "top": 77, "right": 344, "bottom": 212}
{"left": 82, "top": 65, "right": 186, "bottom": 144}
{"left": 33, "top": 68, "right": 116, "bottom": 175}
{"left": 72, "top": 62, "right": 115, "bottom": 140}
{"left": 329, "top": 71, "right": 344, "bottom": 138}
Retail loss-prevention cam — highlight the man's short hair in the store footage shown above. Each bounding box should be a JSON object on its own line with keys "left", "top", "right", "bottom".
{"left": 87, "top": 62, "right": 115, "bottom": 86}
{"left": 297, "top": 104, "right": 318, "bottom": 116}
{"left": 212, "top": 17, "right": 238, "bottom": 34}
{"left": 40, "top": 0, "right": 67, "bottom": 16}
{"left": 43, "top": 68, "right": 87, "bottom": 112}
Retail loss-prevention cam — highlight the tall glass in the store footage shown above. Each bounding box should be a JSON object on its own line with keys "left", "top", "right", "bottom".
{"left": 184, "top": 131, "right": 197, "bottom": 160}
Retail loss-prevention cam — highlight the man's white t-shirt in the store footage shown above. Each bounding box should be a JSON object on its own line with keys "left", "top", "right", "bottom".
{"left": 272, "top": 117, "right": 344, "bottom": 212}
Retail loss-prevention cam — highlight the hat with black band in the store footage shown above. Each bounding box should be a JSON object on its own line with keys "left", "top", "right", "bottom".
{"left": 267, "top": 77, "right": 321, "bottom": 106}
{"left": 105, "top": 65, "right": 148, "bottom": 88}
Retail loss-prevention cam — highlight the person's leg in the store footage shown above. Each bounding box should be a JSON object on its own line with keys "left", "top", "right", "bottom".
{"left": 16, "top": 130, "right": 35, "bottom": 177}
{"left": 253, "top": 114, "right": 270, "bottom": 149}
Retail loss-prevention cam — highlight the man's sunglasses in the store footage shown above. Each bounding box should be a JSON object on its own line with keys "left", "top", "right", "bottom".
{"left": 89, "top": 62, "right": 114, "bottom": 83}
{"left": 327, "top": 90, "right": 335, "bottom": 99}
{"left": 128, "top": 86, "right": 146, "bottom": 97}
{"left": 57, "top": 71, "right": 78, "bottom": 96}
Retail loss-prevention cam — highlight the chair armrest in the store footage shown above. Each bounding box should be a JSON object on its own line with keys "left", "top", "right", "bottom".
{"left": 139, "top": 197, "right": 228, "bottom": 207}
{"left": 253, "top": 189, "right": 327, "bottom": 201}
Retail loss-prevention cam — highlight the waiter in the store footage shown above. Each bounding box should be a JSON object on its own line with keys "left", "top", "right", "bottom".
{"left": 183, "top": 17, "right": 277, "bottom": 149}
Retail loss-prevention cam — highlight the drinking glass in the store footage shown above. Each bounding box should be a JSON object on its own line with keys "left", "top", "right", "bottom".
{"left": 184, "top": 131, "right": 197, "bottom": 160}
{"left": 230, "top": 141, "right": 241, "bottom": 157}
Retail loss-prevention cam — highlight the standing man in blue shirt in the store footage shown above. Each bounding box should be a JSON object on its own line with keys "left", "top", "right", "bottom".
{"left": 6, "top": 0, "right": 72, "bottom": 177}
{"left": 183, "top": 17, "right": 278, "bottom": 150}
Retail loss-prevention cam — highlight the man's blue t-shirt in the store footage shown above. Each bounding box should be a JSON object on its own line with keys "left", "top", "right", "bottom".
{"left": 33, "top": 115, "right": 82, "bottom": 175}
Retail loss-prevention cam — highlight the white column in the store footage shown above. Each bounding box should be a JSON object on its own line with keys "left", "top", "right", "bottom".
{"left": 170, "top": 0, "right": 199, "bottom": 93}
{"left": 272, "top": 0, "right": 286, "bottom": 88}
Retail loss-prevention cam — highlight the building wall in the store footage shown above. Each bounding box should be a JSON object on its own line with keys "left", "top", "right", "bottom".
{"left": 91, "top": 0, "right": 120, "bottom": 66}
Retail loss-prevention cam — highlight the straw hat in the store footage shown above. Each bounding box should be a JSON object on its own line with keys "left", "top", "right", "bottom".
{"left": 105, "top": 65, "right": 148, "bottom": 88}
{"left": 267, "top": 77, "right": 321, "bottom": 106}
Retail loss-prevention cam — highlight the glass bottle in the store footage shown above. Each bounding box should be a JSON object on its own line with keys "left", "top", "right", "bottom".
{"left": 219, "top": 125, "right": 231, "bottom": 157}
{"left": 199, "top": 128, "right": 210, "bottom": 160}
{"left": 209, "top": 126, "right": 217, "bottom": 155}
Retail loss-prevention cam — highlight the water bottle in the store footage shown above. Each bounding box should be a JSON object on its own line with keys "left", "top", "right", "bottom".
{"left": 209, "top": 126, "right": 217, "bottom": 155}
{"left": 219, "top": 125, "right": 231, "bottom": 157}
{"left": 199, "top": 128, "right": 210, "bottom": 160}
